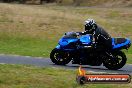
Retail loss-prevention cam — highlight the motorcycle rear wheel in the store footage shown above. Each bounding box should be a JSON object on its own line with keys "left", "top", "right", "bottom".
{"left": 50, "top": 48, "right": 71, "bottom": 65}
{"left": 103, "top": 51, "right": 127, "bottom": 70}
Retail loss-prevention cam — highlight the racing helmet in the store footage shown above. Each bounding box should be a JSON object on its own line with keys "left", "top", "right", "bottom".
{"left": 84, "top": 19, "right": 97, "bottom": 33}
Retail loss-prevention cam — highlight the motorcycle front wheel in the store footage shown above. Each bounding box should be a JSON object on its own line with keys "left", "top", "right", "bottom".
{"left": 50, "top": 48, "right": 71, "bottom": 65}
{"left": 103, "top": 51, "right": 127, "bottom": 70}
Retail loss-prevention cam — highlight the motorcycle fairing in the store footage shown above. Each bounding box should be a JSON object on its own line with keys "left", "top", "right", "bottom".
{"left": 58, "top": 38, "right": 78, "bottom": 46}
{"left": 79, "top": 35, "right": 92, "bottom": 45}
{"left": 56, "top": 38, "right": 78, "bottom": 49}
{"left": 56, "top": 44, "right": 61, "bottom": 49}
{"left": 112, "top": 38, "right": 131, "bottom": 49}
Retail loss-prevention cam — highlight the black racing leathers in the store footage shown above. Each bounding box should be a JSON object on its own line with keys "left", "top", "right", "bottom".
{"left": 82, "top": 25, "right": 112, "bottom": 50}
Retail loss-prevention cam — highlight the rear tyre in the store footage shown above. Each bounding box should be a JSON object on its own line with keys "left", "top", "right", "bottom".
{"left": 50, "top": 48, "right": 71, "bottom": 65}
{"left": 103, "top": 51, "right": 127, "bottom": 70}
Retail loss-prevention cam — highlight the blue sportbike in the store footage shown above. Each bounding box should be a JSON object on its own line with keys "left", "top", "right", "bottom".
{"left": 50, "top": 32, "right": 131, "bottom": 70}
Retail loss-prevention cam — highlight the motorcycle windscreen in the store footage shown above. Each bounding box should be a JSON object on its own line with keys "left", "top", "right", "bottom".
{"left": 80, "top": 35, "right": 92, "bottom": 45}
{"left": 59, "top": 38, "right": 78, "bottom": 47}
{"left": 112, "top": 38, "right": 131, "bottom": 49}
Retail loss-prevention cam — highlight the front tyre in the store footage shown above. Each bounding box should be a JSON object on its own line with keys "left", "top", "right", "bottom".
{"left": 50, "top": 48, "right": 71, "bottom": 65}
{"left": 103, "top": 51, "right": 127, "bottom": 70}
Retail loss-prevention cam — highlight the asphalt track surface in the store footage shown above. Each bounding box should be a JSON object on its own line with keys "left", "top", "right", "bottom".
{"left": 0, "top": 55, "right": 132, "bottom": 74}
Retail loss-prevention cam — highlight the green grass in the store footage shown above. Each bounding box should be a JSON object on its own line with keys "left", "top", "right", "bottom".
{"left": 0, "top": 35, "right": 57, "bottom": 57}
{"left": 0, "top": 64, "right": 131, "bottom": 88}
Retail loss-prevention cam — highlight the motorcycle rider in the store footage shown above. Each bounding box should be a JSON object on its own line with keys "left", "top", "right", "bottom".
{"left": 81, "top": 19, "right": 112, "bottom": 49}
